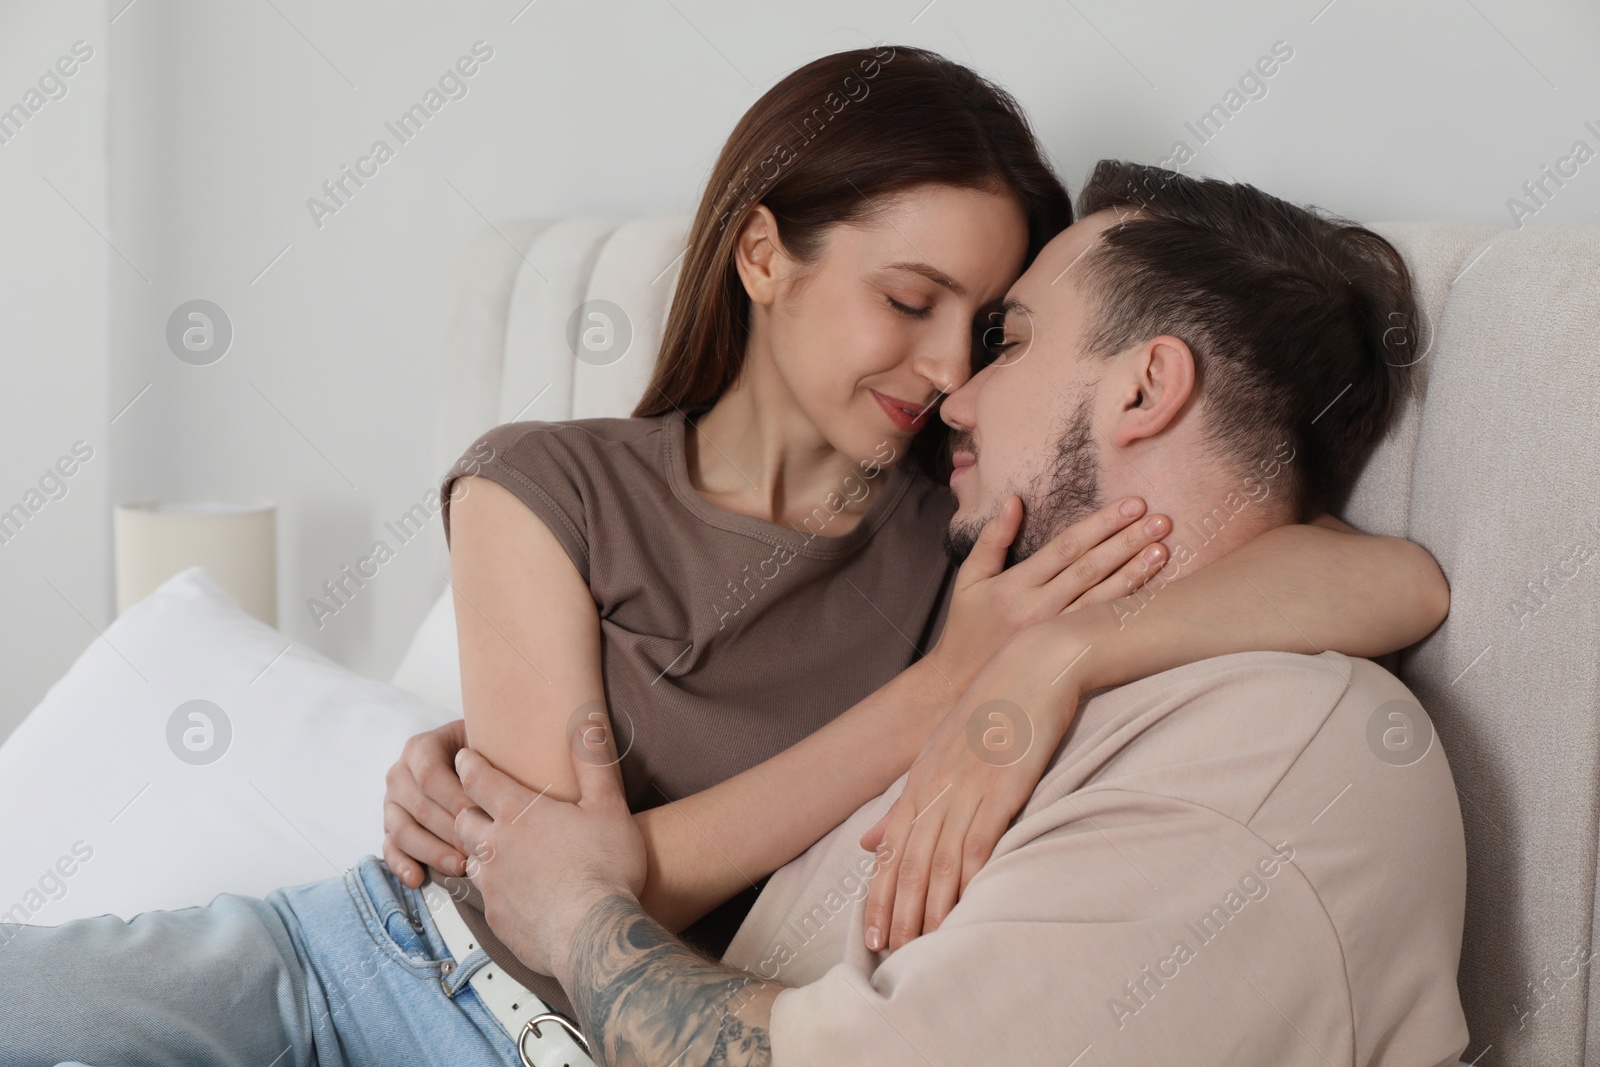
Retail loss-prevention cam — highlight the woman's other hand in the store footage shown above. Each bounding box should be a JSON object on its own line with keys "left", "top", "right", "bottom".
{"left": 861, "top": 620, "right": 1086, "bottom": 953}
{"left": 924, "top": 493, "right": 1170, "bottom": 692}
{"left": 382, "top": 718, "right": 472, "bottom": 887}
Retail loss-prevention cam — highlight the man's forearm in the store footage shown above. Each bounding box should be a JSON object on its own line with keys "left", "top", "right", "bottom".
{"left": 558, "top": 891, "right": 786, "bottom": 1067}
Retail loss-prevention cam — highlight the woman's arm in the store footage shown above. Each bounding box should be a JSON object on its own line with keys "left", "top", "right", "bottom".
{"left": 1066, "top": 516, "right": 1449, "bottom": 691}
{"left": 392, "top": 482, "right": 1169, "bottom": 934}
{"left": 446, "top": 476, "right": 605, "bottom": 805}
{"left": 859, "top": 517, "right": 1450, "bottom": 951}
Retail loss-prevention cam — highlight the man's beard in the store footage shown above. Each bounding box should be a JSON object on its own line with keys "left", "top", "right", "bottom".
{"left": 944, "top": 387, "right": 1104, "bottom": 568}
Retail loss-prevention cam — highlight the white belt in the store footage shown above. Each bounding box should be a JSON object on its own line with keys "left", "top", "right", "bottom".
{"left": 421, "top": 879, "right": 597, "bottom": 1067}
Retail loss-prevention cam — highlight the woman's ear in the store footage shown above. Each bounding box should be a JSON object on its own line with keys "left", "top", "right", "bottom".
{"left": 732, "top": 205, "right": 786, "bottom": 307}
{"left": 1110, "top": 335, "right": 1197, "bottom": 447}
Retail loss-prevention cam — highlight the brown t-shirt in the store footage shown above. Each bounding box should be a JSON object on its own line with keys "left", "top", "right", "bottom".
{"left": 424, "top": 407, "right": 956, "bottom": 1019}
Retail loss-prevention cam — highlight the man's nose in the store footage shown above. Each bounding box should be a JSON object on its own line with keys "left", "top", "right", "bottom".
{"left": 940, "top": 366, "right": 985, "bottom": 431}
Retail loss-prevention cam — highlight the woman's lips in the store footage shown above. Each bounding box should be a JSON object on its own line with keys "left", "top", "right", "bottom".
{"left": 871, "top": 389, "right": 931, "bottom": 433}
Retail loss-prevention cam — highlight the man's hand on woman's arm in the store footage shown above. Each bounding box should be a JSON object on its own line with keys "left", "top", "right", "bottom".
{"left": 455, "top": 720, "right": 784, "bottom": 1067}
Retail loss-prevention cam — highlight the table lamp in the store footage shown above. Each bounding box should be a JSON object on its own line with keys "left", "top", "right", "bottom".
{"left": 113, "top": 500, "right": 278, "bottom": 626}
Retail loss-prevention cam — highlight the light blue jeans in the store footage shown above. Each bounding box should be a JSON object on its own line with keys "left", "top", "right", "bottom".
{"left": 0, "top": 854, "right": 522, "bottom": 1067}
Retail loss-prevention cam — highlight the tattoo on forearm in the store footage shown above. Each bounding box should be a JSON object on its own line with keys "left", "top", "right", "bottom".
{"left": 566, "top": 894, "right": 782, "bottom": 1067}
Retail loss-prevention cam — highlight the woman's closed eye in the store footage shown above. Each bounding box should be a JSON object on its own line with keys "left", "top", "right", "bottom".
{"left": 885, "top": 294, "right": 932, "bottom": 320}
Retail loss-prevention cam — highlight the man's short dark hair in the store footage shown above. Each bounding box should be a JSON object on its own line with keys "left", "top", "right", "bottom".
{"left": 1075, "top": 160, "right": 1421, "bottom": 519}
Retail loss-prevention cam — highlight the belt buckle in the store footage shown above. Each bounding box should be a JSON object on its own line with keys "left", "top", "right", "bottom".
{"left": 518, "top": 1011, "right": 592, "bottom": 1067}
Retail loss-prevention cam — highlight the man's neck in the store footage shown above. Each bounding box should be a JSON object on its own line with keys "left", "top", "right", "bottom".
{"left": 1160, "top": 499, "right": 1284, "bottom": 579}
{"left": 1110, "top": 437, "right": 1301, "bottom": 581}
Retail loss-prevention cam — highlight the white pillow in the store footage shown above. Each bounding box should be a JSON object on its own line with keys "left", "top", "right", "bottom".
{"left": 0, "top": 566, "right": 457, "bottom": 925}
{"left": 390, "top": 584, "right": 464, "bottom": 717}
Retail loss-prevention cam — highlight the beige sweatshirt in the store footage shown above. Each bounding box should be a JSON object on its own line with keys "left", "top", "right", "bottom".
{"left": 724, "top": 650, "right": 1471, "bottom": 1067}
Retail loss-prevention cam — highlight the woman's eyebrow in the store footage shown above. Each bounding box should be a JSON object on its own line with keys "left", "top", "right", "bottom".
{"left": 883, "top": 261, "right": 965, "bottom": 296}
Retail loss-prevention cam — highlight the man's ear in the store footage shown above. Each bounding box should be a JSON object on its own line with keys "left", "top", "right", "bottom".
{"left": 1110, "top": 335, "right": 1197, "bottom": 447}
{"left": 731, "top": 205, "right": 787, "bottom": 307}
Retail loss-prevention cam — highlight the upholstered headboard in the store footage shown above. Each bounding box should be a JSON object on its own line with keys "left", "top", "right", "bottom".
{"left": 398, "top": 214, "right": 1600, "bottom": 1066}
{"left": 428, "top": 215, "right": 694, "bottom": 490}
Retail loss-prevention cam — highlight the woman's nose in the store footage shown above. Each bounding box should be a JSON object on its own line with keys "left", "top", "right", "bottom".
{"left": 912, "top": 340, "right": 970, "bottom": 399}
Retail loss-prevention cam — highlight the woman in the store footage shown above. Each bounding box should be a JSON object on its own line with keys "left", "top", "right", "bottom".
{"left": 0, "top": 46, "right": 1445, "bottom": 1067}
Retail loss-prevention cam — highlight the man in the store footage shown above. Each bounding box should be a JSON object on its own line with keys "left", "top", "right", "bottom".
{"left": 449, "top": 161, "right": 1470, "bottom": 1066}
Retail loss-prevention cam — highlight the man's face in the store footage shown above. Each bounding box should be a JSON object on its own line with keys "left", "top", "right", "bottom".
{"left": 941, "top": 211, "right": 1127, "bottom": 565}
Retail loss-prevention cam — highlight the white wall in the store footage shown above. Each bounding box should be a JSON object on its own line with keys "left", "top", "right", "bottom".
{"left": 0, "top": 0, "right": 110, "bottom": 743}
{"left": 3, "top": 0, "right": 1597, "bottom": 743}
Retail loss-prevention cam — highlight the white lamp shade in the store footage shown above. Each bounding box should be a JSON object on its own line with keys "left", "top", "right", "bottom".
{"left": 114, "top": 500, "right": 278, "bottom": 626}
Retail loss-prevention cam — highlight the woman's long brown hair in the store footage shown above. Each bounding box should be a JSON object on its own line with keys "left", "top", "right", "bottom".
{"left": 632, "top": 45, "right": 1072, "bottom": 479}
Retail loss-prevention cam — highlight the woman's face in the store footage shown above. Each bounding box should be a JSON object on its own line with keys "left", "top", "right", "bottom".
{"left": 744, "top": 183, "right": 1030, "bottom": 468}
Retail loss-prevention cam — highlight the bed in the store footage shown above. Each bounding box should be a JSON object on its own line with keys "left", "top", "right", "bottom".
{"left": 2, "top": 212, "right": 1596, "bottom": 1066}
